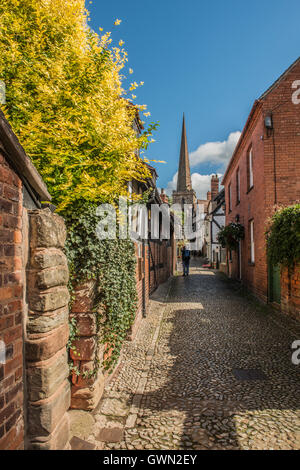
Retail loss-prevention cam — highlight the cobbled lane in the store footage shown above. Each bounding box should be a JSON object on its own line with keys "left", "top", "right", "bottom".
{"left": 86, "top": 259, "right": 300, "bottom": 450}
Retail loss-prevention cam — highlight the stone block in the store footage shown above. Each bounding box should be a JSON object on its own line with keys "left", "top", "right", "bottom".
{"left": 31, "top": 248, "right": 68, "bottom": 270}
{"left": 70, "top": 375, "right": 104, "bottom": 411}
{"left": 74, "top": 360, "right": 105, "bottom": 388}
{"left": 70, "top": 436, "right": 95, "bottom": 450}
{"left": 28, "top": 267, "right": 69, "bottom": 290}
{"left": 26, "top": 323, "right": 69, "bottom": 361}
{"left": 71, "top": 281, "right": 96, "bottom": 313}
{"left": 28, "top": 286, "right": 69, "bottom": 312}
{"left": 29, "top": 209, "right": 66, "bottom": 249}
{"left": 27, "top": 307, "right": 68, "bottom": 334}
{"left": 97, "top": 427, "right": 124, "bottom": 443}
{"left": 69, "top": 409, "right": 95, "bottom": 440}
{"left": 70, "top": 336, "right": 96, "bottom": 361}
{"left": 27, "top": 380, "right": 70, "bottom": 437}
{"left": 27, "top": 349, "right": 69, "bottom": 401}
{"left": 100, "top": 397, "right": 130, "bottom": 417}
{"left": 28, "top": 412, "right": 70, "bottom": 450}
{"left": 70, "top": 313, "right": 97, "bottom": 337}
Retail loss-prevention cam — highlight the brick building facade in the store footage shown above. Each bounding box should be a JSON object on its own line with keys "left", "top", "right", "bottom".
{"left": 222, "top": 57, "right": 300, "bottom": 318}
{"left": 0, "top": 120, "right": 25, "bottom": 450}
{"left": 0, "top": 111, "right": 71, "bottom": 449}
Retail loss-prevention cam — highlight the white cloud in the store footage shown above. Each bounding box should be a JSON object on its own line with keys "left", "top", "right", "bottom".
{"left": 165, "top": 172, "right": 223, "bottom": 200}
{"left": 164, "top": 131, "right": 240, "bottom": 201}
{"left": 189, "top": 131, "right": 241, "bottom": 170}
{"left": 166, "top": 172, "right": 178, "bottom": 195}
{"left": 191, "top": 173, "right": 223, "bottom": 200}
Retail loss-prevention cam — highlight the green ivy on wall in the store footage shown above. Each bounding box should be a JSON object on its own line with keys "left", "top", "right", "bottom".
{"left": 65, "top": 203, "right": 137, "bottom": 373}
{"left": 266, "top": 203, "right": 300, "bottom": 268}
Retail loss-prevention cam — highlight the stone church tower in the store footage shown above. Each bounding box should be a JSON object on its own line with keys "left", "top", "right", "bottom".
{"left": 172, "top": 114, "right": 196, "bottom": 206}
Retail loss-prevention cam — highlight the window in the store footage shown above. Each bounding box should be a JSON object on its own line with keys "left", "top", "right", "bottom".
{"left": 247, "top": 147, "right": 254, "bottom": 190}
{"left": 236, "top": 168, "right": 240, "bottom": 204}
{"left": 228, "top": 184, "right": 232, "bottom": 212}
{"left": 249, "top": 219, "right": 255, "bottom": 263}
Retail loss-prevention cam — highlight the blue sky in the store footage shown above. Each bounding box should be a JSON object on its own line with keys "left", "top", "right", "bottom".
{"left": 88, "top": 0, "right": 300, "bottom": 198}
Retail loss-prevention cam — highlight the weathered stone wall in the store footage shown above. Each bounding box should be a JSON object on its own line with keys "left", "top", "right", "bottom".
{"left": 281, "top": 264, "right": 300, "bottom": 321}
{"left": 70, "top": 236, "right": 175, "bottom": 412}
{"left": 70, "top": 281, "right": 105, "bottom": 411}
{"left": 25, "top": 209, "right": 70, "bottom": 449}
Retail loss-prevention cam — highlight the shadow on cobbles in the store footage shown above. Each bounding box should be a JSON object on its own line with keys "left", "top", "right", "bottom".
{"left": 137, "top": 265, "right": 300, "bottom": 450}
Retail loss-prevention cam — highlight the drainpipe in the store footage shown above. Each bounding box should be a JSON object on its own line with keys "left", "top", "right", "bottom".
{"left": 272, "top": 129, "right": 277, "bottom": 205}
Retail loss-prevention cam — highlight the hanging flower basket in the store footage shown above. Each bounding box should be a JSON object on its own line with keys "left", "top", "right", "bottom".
{"left": 217, "top": 223, "right": 244, "bottom": 250}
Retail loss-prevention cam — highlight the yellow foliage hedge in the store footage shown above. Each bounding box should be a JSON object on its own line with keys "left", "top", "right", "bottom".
{"left": 0, "top": 0, "right": 152, "bottom": 211}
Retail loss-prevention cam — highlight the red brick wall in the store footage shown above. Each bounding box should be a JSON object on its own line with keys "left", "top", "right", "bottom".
{"left": 262, "top": 61, "right": 300, "bottom": 210}
{"left": 70, "top": 280, "right": 105, "bottom": 411}
{"left": 225, "top": 109, "right": 268, "bottom": 301}
{"left": 281, "top": 264, "right": 300, "bottom": 320}
{"left": 0, "top": 151, "right": 24, "bottom": 450}
{"left": 224, "top": 60, "right": 300, "bottom": 307}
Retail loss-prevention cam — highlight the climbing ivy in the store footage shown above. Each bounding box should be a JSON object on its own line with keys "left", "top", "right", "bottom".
{"left": 266, "top": 203, "right": 300, "bottom": 268}
{"left": 65, "top": 204, "right": 137, "bottom": 373}
{"left": 217, "top": 222, "right": 244, "bottom": 250}
{"left": 0, "top": 1, "right": 154, "bottom": 375}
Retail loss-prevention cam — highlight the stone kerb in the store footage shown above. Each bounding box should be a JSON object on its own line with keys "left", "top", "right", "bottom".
{"left": 25, "top": 209, "right": 70, "bottom": 450}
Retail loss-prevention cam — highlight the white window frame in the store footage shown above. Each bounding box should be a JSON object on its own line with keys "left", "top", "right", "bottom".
{"left": 236, "top": 168, "right": 240, "bottom": 203}
{"left": 250, "top": 219, "right": 255, "bottom": 263}
{"left": 249, "top": 148, "right": 253, "bottom": 189}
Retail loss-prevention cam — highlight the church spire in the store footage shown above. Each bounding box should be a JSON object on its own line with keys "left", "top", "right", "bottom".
{"left": 177, "top": 113, "right": 192, "bottom": 192}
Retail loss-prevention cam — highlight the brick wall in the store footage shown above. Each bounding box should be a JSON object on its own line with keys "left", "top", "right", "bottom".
{"left": 70, "top": 236, "right": 175, "bottom": 411}
{"left": 70, "top": 280, "right": 105, "bottom": 411}
{"left": 262, "top": 61, "right": 300, "bottom": 211}
{"left": 1, "top": 148, "right": 71, "bottom": 450}
{"left": 281, "top": 264, "right": 300, "bottom": 321}
{"left": 0, "top": 150, "right": 24, "bottom": 450}
{"left": 224, "top": 59, "right": 300, "bottom": 309}
{"left": 225, "top": 108, "right": 268, "bottom": 301}
{"left": 25, "top": 209, "right": 70, "bottom": 449}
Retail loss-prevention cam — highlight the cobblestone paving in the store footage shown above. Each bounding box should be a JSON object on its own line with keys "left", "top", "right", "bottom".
{"left": 88, "top": 260, "right": 300, "bottom": 450}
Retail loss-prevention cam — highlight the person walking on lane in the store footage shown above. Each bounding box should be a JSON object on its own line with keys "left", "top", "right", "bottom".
{"left": 181, "top": 245, "right": 191, "bottom": 276}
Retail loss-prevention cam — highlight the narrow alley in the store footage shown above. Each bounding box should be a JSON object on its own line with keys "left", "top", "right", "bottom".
{"left": 73, "top": 259, "right": 300, "bottom": 450}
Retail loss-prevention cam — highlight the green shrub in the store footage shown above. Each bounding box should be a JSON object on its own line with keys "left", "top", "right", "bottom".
{"left": 266, "top": 204, "right": 300, "bottom": 268}
{"left": 217, "top": 223, "right": 244, "bottom": 250}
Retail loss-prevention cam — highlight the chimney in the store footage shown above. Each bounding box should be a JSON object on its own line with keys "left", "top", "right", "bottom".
{"left": 211, "top": 174, "right": 219, "bottom": 201}
{"left": 160, "top": 188, "right": 169, "bottom": 204}
{"left": 207, "top": 191, "right": 211, "bottom": 201}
